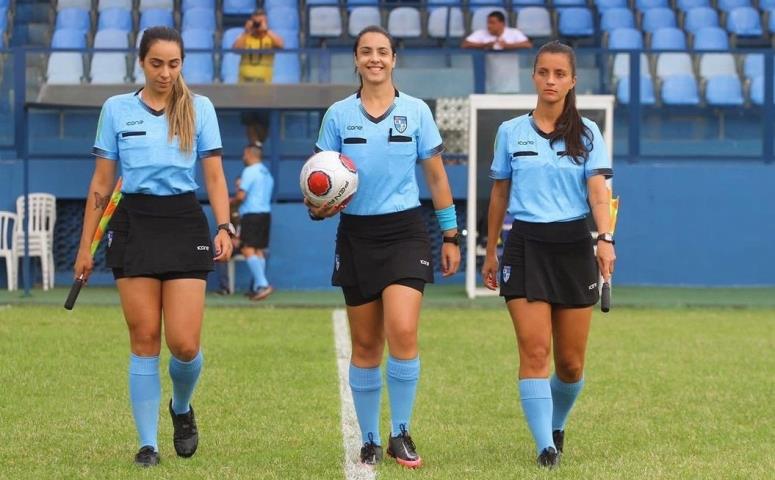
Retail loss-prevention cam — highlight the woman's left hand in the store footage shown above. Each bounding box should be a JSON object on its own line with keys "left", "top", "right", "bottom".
{"left": 596, "top": 241, "right": 616, "bottom": 282}
{"left": 213, "top": 230, "right": 233, "bottom": 262}
{"left": 440, "top": 243, "right": 461, "bottom": 277}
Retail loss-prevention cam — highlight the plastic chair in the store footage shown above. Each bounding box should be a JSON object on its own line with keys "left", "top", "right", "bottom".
{"left": 224, "top": 0, "right": 256, "bottom": 16}
{"left": 693, "top": 26, "right": 729, "bottom": 50}
{"left": 516, "top": 7, "right": 552, "bottom": 37}
{"left": 427, "top": 7, "right": 465, "bottom": 39}
{"left": 182, "top": 8, "right": 217, "bottom": 32}
{"left": 650, "top": 27, "right": 686, "bottom": 49}
{"left": 220, "top": 27, "right": 243, "bottom": 84}
{"left": 309, "top": 6, "right": 343, "bottom": 38}
{"left": 348, "top": 7, "right": 381, "bottom": 37}
{"left": 705, "top": 75, "right": 744, "bottom": 105}
{"left": 139, "top": 9, "right": 175, "bottom": 30}
{"left": 660, "top": 75, "right": 700, "bottom": 104}
{"left": 684, "top": 7, "right": 719, "bottom": 35}
{"left": 13, "top": 194, "right": 56, "bottom": 291}
{"left": 51, "top": 28, "right": 87, "bottom": 49}
{"left": 616, "top": 75, "right": 656, "bottom": 104}
{"left": 726, "top": 7, "right": 762, "bottom": 37}
{"left": 47, "top": 52, "right": 84, "bottom": 84}
{"left": 388, "top": 7, "right": 422, "bottom": 38}
{"left": 0, "top": 211, "right": 16, "bottom": 291}
{"left": 139, "top": 0, "right": 173, "bottom": 11}
{"left": 601, "top": 8, "right": 635, "bottom": 32}
{"left": 641, "top": 8, "right": 677, "bottom": 33}
{"left": 55, "top": 8, "right": 91, "bottom": 34}
{"left": 57, "top": 0, "right": 91, "bottom": 11}
{"left": 559, "top": 8, "right": 595, "bottom": 37}
{"left": 98, "top": 7, "right": 133, "bottom": 32}
{"left": 716, "top": 0, "right": 751, "bottom": 12}
{"left": 608, "top": 27, "right": 643, "bottom": 49}
{"left": 98, "top": 0, "right": 132, "bottom": 12}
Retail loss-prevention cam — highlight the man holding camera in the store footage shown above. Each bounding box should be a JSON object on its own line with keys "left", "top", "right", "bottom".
{"left": 232, "top": 9, "right": 284, "bottom": 84}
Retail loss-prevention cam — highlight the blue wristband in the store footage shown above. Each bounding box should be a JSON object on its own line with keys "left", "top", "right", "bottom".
{"left": 434, "top": 205, "right": 457, "bottom": 232}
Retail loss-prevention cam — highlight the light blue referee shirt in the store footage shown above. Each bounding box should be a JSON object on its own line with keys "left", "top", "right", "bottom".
{"left": 314, "top": 90, "right": 444, "bottom": 216}
{"left": 239, "top": 162, "right": 274, "bottom": 215}
{"left": 489, "top": 113, "right": 612, "bottom": 223}
{"left": 92, "top": 90, "right": 223, "bottom": 195}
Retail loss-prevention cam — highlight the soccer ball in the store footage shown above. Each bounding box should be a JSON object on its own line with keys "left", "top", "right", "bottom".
{"left": 300, "top": 151, "right": 358, "bottom": 208}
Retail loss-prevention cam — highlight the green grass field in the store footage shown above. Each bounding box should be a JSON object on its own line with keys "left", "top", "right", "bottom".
{"left": 1, "top": 286, "right": 774, "bottom": 479}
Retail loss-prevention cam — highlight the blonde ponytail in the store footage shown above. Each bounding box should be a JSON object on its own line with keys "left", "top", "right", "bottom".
{"left": 167, "top": 74, "right": 195, "bottom": 154}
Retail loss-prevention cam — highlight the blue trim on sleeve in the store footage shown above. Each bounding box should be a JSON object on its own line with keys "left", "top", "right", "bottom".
{"left": 199, "top": 148, "right": 223, "bottom": 159}
{"left": 588, "top": 168, "right": 613, "bottom": 179}
{"left": 419, "top": 143, "right": 444, "bottom": 161}
{"left": 92, "top": 147, "right": 118, "bottom": 160}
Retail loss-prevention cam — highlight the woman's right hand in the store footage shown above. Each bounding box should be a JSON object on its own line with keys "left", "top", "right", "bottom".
{"left": 73, "top": 247, "right": 93, "bottom": 283}
{"left": 304, "top": 198, "right": 344, "bottom": 219}
{"left": 481, "top": 253, "right": 499, "bottom": 291}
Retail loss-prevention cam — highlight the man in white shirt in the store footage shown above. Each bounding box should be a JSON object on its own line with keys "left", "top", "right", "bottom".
{"left": 462, "top": 10, "right": 533, "bottom": 93}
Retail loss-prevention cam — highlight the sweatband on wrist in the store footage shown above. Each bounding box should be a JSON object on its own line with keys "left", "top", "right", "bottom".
{"left": 434, "top": 205, "right": 457, "bottom": 231}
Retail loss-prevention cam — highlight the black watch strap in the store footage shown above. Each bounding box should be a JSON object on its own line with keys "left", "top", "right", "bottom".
{"left": 442, "top": 233, "right": 461, "bottom": 246}
{"left": 217, "top": 223, "right": 236, "bottom": 237}
{"left": 596, "top": 233, "right": 615, "bottom": 245}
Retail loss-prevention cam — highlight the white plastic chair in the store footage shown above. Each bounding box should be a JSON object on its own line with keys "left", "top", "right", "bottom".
{"left": 0, "top": 211, "right": 17, "bottom": 291}
{"left": 14, "top": 194, "right": 57, "bottom": 290}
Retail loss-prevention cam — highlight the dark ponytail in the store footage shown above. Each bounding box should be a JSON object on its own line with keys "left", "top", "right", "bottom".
{"left": 352, "top": 25, "right": 397, "bottom": 88}
{"left": 533, "top": 41, "right": 592, "bottom": 165}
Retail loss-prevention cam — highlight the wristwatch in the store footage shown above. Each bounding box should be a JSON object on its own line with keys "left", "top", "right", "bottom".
{"left": 442, "top": 232, "right": 461, "bottom": 246}
{"left": 217, "top": 222, "right": 236, "bottom": 237}
{"left": 596, "top": 233, "right": 615, "bottom": 245}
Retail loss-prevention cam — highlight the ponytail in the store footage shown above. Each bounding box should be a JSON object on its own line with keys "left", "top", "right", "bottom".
{"left": 168, "top": 75, "right": 195, "bottom": 154}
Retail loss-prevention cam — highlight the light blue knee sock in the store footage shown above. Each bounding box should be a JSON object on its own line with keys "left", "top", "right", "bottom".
{"left": 129, "top": 354, "right": 160, "bottom": 450}
{"left": 519, "top": 378, "right": 555, "bottom": 454}
{"left": 349, "top": 364, "right": 382, "bottom": 445}
{"left": 169, "top": 351, "right": 203, "bottom": 415}
{"left": 245, "top": 255, "right": 268, "bottom": 290}
{"left": 550, "top": 374, "right": 585, "bottom": 431}
{"left": 386, "top": 355, "right": 420, "bottom": 436}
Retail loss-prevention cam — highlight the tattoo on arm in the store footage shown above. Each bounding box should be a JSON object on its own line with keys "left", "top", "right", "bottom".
{"left": 93, "top": 192, "right": 109, "bottom": 210}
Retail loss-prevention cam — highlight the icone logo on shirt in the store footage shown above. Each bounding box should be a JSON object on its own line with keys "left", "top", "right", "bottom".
{"left": 126, "top": 120, "right": 144, "bottom": 126}
{"left": 517, "top": 140, "right": 535, "bottom": 145}
{"left": 346, "top": 125, "right": 363, "bottom": 130}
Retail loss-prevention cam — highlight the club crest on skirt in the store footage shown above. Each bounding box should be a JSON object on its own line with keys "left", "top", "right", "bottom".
{"left": 502, "top": 265, "right": 511, "bottom": 283}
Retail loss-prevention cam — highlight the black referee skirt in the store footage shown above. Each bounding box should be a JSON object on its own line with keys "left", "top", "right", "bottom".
{"left": 333, "top": 207, "right": 434, "bottom": 305}
{"left": 500, "top": 218, "right": 599, "bottom": 308}
{"left": 106, "top": 192, "right": 214, "bottom": 281}
{"left": 239, "top": 212, "right": 271, "bottom": 249}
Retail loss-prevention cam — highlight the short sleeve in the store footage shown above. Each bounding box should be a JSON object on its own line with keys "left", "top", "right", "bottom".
{"left": 505, "top": 28, "right": 529, "bottom": 43}
{"left": 584, "top": 121, "right": 613, "bottom": 179}
{"left": 489, "top": 123, "right": 512, "bottom": 180}
{"left": 239, "top": 166, "right": 257, "bottom": 192}
{"left": 314, "top": 106, "right": 341, "bottom": 153}
{"left": 417, "top": 102, "right": 444, "bottom": 160}
{"left": 196, "top": 96, "right": 223, "bottom": 159}
{"left": 466, "top": 30, "right": 489, "bottom": 43}
{"left": 92, "top": 101, "right": 118, "bottom": 160}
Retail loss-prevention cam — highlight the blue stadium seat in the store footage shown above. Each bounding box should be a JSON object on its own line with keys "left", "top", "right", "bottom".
{"left": 635, "top": 0, "right": 669, "bottom": 10}
{"left": 705, "top": 75, "right": 744, "bottom": 105}
{"left": 601, "top": 8, "right": 635, "bottom": 32}
{"left": 309, "top": 6, "right": 343, "bottom": 38}
{"left": 427, "top": 7, "right": 465, "bottom": 39}
{"left": 676, "top": 0, "right": 710, "bottom": 11}
{"left": 616, "top": 75, "right": 656, "bottom": 104}
{"left": 98, "top": 0, "right": 132, "bottom": 12}
{"left": 47, "top": 53, "right": 84, "bottom": 84}
{"left": 651, "top": 27, "right": 687, "bottom": 49}
{"left": 693, "top": 26, "right": 729, "bottom": 49}
{"left": 699, "top": 53, "right": 737, "bottom": 78}
{"left": 427, "top": 0, "right": 463, "bottom": 4}
{"left": 51, "top": 28, "right": 86, "bottom": 49}
{"left": 512, "top": 0, "right": 544, "bottom": 5}
{"left": 91, "top": 29, "right": 129, "bottom": 84}
{"left": 613, "top": 53, "right": 650, "bottom": 78}
{"left": 748, "top": 75, "right": 774, "bottom": 105}
{"left": 348, "top": 7, "right": 381, "bottom": 37}
{"left": 267, "top": 6, "right": 299, "bottom": 32}
{"left": 55, "top": 8, "right": 91, "bottom": 34}
{"left": 182, "top": 0, "right": 215, "bottom": 11}
{"left": 642, "top": 8, "right": 677, "bottom": 33}
{"left": 182, "top": 8, "right": 216, "bottom": 31}
{"left": 761, "top": 0, "right": 775, "bottom": 8}
{"left": 743, "top": 54, "right": 762, "bottom": 78}
{"left": 716, "top": 0, "right": 751, "bottom": 12}
{"left": 139, "top": 8, "right": 174, "bottom": 30}
{"left": 559, "top": 8, "right": 595, "bottom": 37}
{"left": 726, "top": 7, "right": 763, "bottom": 36}
{"left": 472, "top": 7, "right": 507, "bottom": 32}
{"left": 346, "top": 0, "right": 378, "bottom": 4}
{"left": 57, "top": 0, "right": 91, "bottom": 11}
{"left": 683, "top": 7, "right": 719, "bottom": 34}
{"left": 608, "top": 27, "right": 643, "bottom": 48}
{"left": 223, "top": 0, "right": 256, "bottom": 16}
{"left": 769, "top": 10, "right": 775, "bottom": 33}
{"left": 139, "top": 0, "right": 173, "bottom": 11}
{"left": 306, "top": 0, "right": 338, "bottom": 4}
{"left": 93, "top": 28, "right": 128, "bottom": 48}
{"left": 273, "top": 53, "right": 300, "bottom": 84}
{"left": 276, "top": 28, "right": 299, "bottom": 49}
{"left": 469, "top": 0, "right": 505, "bottom": 5}
{"left": 98, "top": 8, "right": 133, "bottom": 32}
{"left": 516, "top": 7, "right": 553, "bottom": 38}
{"left": 661, "top": 75, "right": 700, "bottom": 105}
{"left": 553, "top": 0, "right": 587, "bottom": 6}
{"left": 388, "top": 7, "right": 422, "bottom": 38}
{"left": 181, "top": 29, "right": 214, "bottom": 84}
{"left": 656, "top": 53, "right": 694, "bottom": 78}
{"left": 595, "top": 0, "right": 628, "bottom": 9}
{"left": 220, "top": 27, "right": 242, "bottom": 84}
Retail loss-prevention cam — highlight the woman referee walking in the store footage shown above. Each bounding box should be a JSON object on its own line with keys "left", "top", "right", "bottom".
{"left": 308, "top": 26, "right": 461, "bottom": 468}
{"left": 73, "top": 27, "right": 233, "bottom": 467}
{"left": 481, "top": 41, "right": 616, "bottom": 468}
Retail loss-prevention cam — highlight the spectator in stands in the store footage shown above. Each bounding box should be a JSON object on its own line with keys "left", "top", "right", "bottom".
{"left": 235, "top": 142, "right": 274, "bottom": 300}
{"left": 232, "top": 9, "right": 284, "bottom": 84}
{"left": 462, "top": 10, "right": 532, "bottom": 93}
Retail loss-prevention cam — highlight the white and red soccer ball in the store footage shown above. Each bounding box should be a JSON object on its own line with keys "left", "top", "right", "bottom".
{"left": 300, "top": 151, "right": 358, "bottom": 208}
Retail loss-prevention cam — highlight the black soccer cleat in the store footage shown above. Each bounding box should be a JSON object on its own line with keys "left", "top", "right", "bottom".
{"left": 359, "top": 433, "right": 383, "bottom": 466}
{"left": 537, "top": 446, "right": 560, "bottom": 469}
{"left": 553, "top": 430, "right": 565, "bottom": 454}
{"left": 169, "top": 400, "right": 199, "bottom": 458}
{"left": 134, "top": 445, "right": 159, "bottom": 467}
{"left": 386, "top": 424, "right": 422, "bottom": 469}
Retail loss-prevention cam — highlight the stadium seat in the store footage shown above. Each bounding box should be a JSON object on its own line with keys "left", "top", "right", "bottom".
{"left": 676, "top": 0, "right": 710, "bottom": 11}
{"left": 93, "top": 28, "right": 128, "bottom": 48}
{"left": 616, "top": 75, "right": 656, "bottom": 104}
{"left": 608, "top": 27, "right": 643, "bottom": 48}
{"left": 595, "top": 0, "right": 628, "bottom": 9}
{"left": 553, "top": 0, "right": 587, "bottom": 5}
{"left": 348, "top": 7, "right": 381, "bottom": 37}
{"left": 55, "top": 8, "right": 91, "bottom": 34}
{"left": 699, "top": 53, "right": 737, "bottom": 79}
{"left": 427, "top": 7, "right": 465, "bottom": 39}
{"left": 98, "top": 0, "right": 132, "bottom": 12}
{"left": 139, "top": 9, "right": 175, "bottom": 30}
{"left": 726, "top": 7, "right": 763, "bottom": 37}
{"left": 613, "top": 53, "right": 650, "bottom": 78}
{"left": 469, "top": 0, "right": 505, "bottom": 4}
{"left": 388, "top": 7, "right": 422, "bottom": 39}
{"left": 516, "top": 7, "right": 553, "bottom": 38}
{"left": 651, "top": 27, "right": 687, "bottom": 49}
{"left": 97, "top": 8, "right": 133, "bottom": 32}
{"left": 276, "top": 28, "right": 299, "bottom": 49}
{"left": 181, "top": 29, "right": 213, "bottom": 84}
{"left": 716, "top": 0, "right": 751, "bottom": 12}
{"left": 683, "top": 7, "right": 719, "bottom": 34}
{"left": 761, "top": 0, "right": 775, "bottom": 8}
{"left": 748, "top": 75, "right": 774, "bottom": 105}
{"left": 309, "top": 6, "right": 343, "bottom": 38}
{"left": 223, "top": 0, "right": 256, "bottom": 16}
{"left": 267, "top": 6, "right": 300, "bottom": 32}
{"left": 743, "top": 54, "right": 763, "bottom": 78}
{"left": 558, "top": 8, "right": 595, "bottom": 37}
{"left": 656, "top": 53, "right": 694, "bottom": 78}
{"left": 306, "top": 0, "right": 338, "bottom": 4}
{"left": 91, "top": 29, "right": 129, "bottom": 84}
{"left": 51, "top": 28, "right": 86, "bottom": 49}
{"left": 220, "top": 27, "right": 242, "bottom": 84}
{"left": 273, "top": 53, "right": 300, "bottom": 84}
{"left": 512, "top": 0, "right": 544, "bottom": 5}
{"left": 641, "top": 8, "right": 677, "bottom": 33}
{"left": 693, "top": 26, "right": 729, "bottom": 49}
{"left": 47, "top": 53, "right": 84, "bottom": 84}
{"left": 472, "top": 7, "right": 507, "bottom": 32}
{"left": 705, "top": 75, "right": 744, "bottom": 105}
{"left": 769, "top": 10, "right": 775, "bottom": 34}
{"left": 14, "top": 3, "right": 52, "bottom": 24}
{"left": 57, "top": 0, "right": 91, "bottom": 11}
{"left": 660, "top": 75, "right": 700, "bottom": 104}
{"left": 182, "top": 0, "right": 215, "bottom": 11}
{"left": 139, "top": 0, "right": 173, "bottom": 11}
{"left": 601, "top": 8, "right": 635, "bottom": 32}
{"left": 182, "top": 8, "right": 216, "bottom": 32}
{"left": 635, "top": 0, "right": 669, "bottom": 10}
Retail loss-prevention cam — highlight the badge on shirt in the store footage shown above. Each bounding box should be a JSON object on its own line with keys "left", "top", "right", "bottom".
{"left": 393, "top": 116, "right": 407, "bottom": 133}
